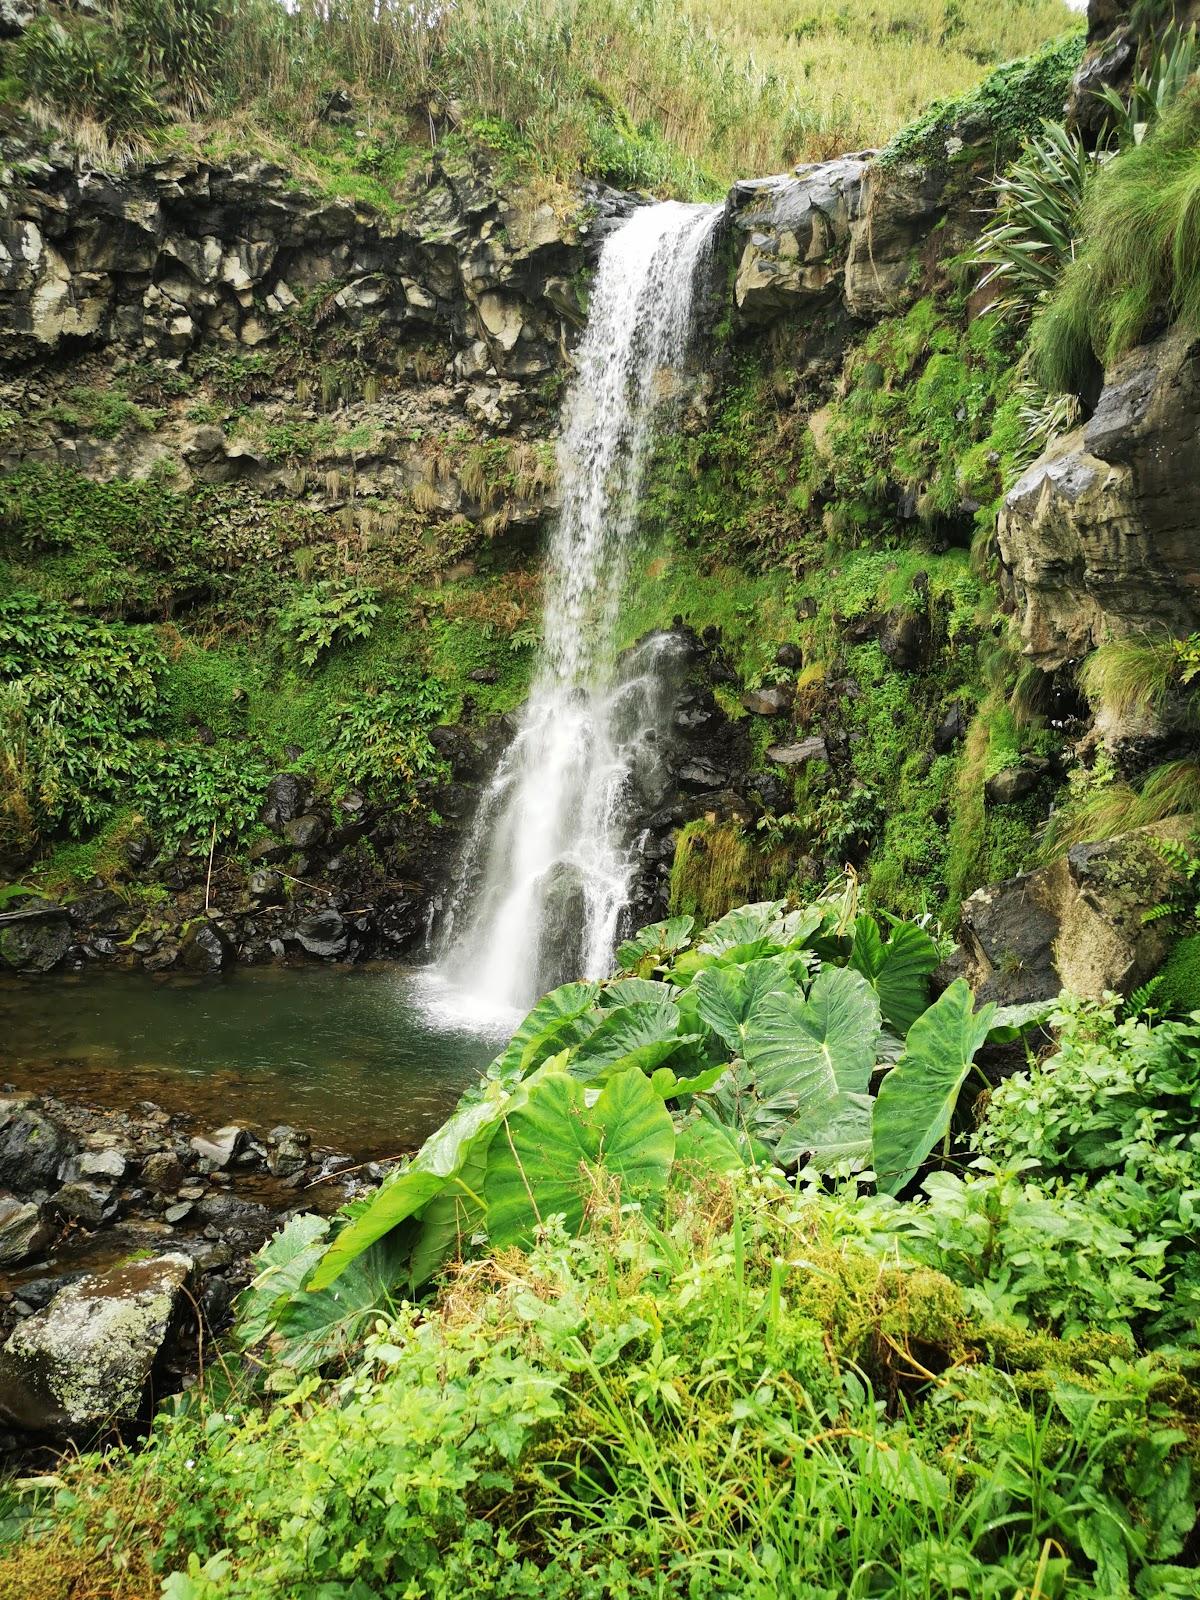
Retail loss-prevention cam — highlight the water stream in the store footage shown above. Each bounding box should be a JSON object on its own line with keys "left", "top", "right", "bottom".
{"left": 440, "top": 200, "right": 721, "bottom": 1012}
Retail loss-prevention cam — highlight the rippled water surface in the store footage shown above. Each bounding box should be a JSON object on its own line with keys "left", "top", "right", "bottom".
{"left": 0, "top": 966, "right": 514, "bottom": 1157}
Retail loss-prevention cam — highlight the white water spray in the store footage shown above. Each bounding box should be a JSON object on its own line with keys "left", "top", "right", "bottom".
{"left": 440, "top": 200, "right": 720, "bottom": 1013}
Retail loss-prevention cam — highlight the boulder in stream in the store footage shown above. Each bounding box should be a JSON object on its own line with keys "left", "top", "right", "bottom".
{"left": 0, "top": 1253, "right": 192, "bottom": 1434}
{"left": 0, "top": 1195, "right": 52, "bottom": 1266}
{"left": 0, "top": 1100, "right": 73, "bottom": 1192}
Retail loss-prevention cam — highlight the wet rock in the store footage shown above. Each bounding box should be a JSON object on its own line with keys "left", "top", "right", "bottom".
{"left": 376, "top": 896, "right": 424, "bottom": 950}
{"left": 261, "top": 772, "right": 311, "bottom": 831}
{"left": 954, "top": 817, "right": 1191, "bottom": 1003}
{"left": 0, "top": 1196, "right": 52, "bottom": 1266}
{"left": 78, "top": 1149, "right": 127, "bottom": 1183}
{"left": 247, "top": 869, "right": 284, "bottom": 905}
{"left": 293, "top": 908, "right": 347, "bottom": 959}
{"left": 741, "top": 685, "right": 795, "bottom": 717}
{"left": 0, "top": 1103, "right": 72, "bottom": 1191}
{"left": 775, "top": 643, "right": 803, "bottom": 669}
{"left": 143, "top": 942, "right": 180, "bottom": 973}
{"left": 65, "top": 889, "right": 125, "bottom": 930}
{"left": 984, "top": 761, "right": 1049, "bottom": 806}
{"left": 189, "top": 1126, "right": 245, "bottom": 1169}
{"left": 933, "top": 703, "right": 969, "bottom": 753}
{"left": 284, "top": 812, "right": 327, "bottom": 851}
{"left": 266, "top": 1125, "right": 310, "bottom": 1178}
{"left": 164, "top": 1202, "right": 193, "bottom": 1225}
{"left": 998, "top": 329, "right": 1200, "bottom": 669}
{"left": 766, "top": 736, "right": 828, "bottom": 768}
{"left": 193, "top": 1194, "right": 275, "bottom": 1247}
{"left": 180, "top": 920, "right": 232, "bottom": 974}
{"left": 0, "top": 900, "right": 73, "bottom": 974}
{"left": 141, "top": 1151, "right": 184, "bottom": 1192}
{"left": 878, "top": 606, "right": 931, "bottom": 672}
{"left": 675, "top": 756, "right": 729, "bottom": 792}
{"left": 730, "top": 159, "right": 868, "bottom": 322}
{"left": 51, "top": 1181, "right": 112, "bottom": 1227}
{"left": 0, "top": 1253, "right": 192, "bottom": 1433}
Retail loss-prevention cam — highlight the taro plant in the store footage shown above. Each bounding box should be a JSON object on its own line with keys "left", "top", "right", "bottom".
{"left": 245, "top": 886, "right": 1050, "bottom": 1368}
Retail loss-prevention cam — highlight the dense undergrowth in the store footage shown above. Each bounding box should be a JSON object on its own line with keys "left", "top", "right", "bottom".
{"left": 5, "top": 0, "right": 1076, "bottom": 198}
{"left": 3, "top": 891, "right": 1200, "bottom": 1597}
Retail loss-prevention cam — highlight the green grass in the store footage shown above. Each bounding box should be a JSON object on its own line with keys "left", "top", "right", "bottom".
{"left": 1032, "top": 86, "right": 1200, "bottom": 394}
{"left": 14, "top": 0, "right": 1076, "bottom": 199}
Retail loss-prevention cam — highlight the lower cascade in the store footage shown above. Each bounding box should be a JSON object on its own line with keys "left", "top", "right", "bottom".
{"left": 439, "top": 200, "right": 721, "bottom": 1012}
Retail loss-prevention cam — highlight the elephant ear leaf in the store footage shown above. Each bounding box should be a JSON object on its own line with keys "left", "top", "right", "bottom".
{"left": 697, "top": 900, "right": 788, "bottom": 962}
{"left": 489, "top": 981, "right": 600, "bottom": 1080}
{"left": 616, "top": 915, "right": 694, "bottom": 974}
{"left": 568, "top": 1000, "right": 696, "bottom": 1080}
{"left": 692, "top": 957, "right": 793, "bottom": 1053}
{"left": 985, "top": 998, "right": 1055, "bottom": 1046}
{"left": 850, "top": 915, "right": 941, "bottom": 1036}
{"left": 776, "top": 1090, "right": 873, "bottom": 1172}
{"left": 485, "top": 1067, "right": 675, "bottom": 1250}
{"left": 744, "top": 965, "right": 882, "bottom": 1118}
{"left": 871, "top": 979, "right": 996, "bottom": 1197}
{"left": 307, "top": 1081, "right": 522, "bottom": 1292}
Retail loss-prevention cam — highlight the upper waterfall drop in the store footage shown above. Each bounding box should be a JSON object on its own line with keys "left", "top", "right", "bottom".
{"left": 439, "top": 199, "right": 721, "bottom": 1014}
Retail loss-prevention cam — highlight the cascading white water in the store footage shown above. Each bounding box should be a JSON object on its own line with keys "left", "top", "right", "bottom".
{"left": 439, "top": 200, "right": 720, "bottom": 1013}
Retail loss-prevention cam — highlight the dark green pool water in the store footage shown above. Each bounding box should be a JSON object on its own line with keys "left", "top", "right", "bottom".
{"left": 0, "top": 966, "right": 513, "bottom": 1158}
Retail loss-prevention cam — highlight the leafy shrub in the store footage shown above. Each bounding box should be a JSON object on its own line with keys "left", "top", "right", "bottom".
{"left": 0, "top": 591, "right": 164, "bottom": 853}
{"left": 276, "top": 579, "right": 381, "bottom": 666}
{"left": 322, "top": 667, "right": 452, "bottom": 799}
{"left": 295, "top": 887, "right": 1048, "bottom": 1306}
{"left": 133, "top": 745, "right": 270, "bottom": 848}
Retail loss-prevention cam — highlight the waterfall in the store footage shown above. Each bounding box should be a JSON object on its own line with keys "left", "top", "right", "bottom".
{"left": 439, "top": 199, "right": 721, "bottom": 1014}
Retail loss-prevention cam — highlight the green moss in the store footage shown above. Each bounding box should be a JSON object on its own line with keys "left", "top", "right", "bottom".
{"left": 1157, "top": 932, "right": 1200, "bottom": 1014}
{"left": 669, "top": 820, "right": 762, "bottom": 923}
{"left": 879, "top": 30, "right": 1086, "bottom": 171}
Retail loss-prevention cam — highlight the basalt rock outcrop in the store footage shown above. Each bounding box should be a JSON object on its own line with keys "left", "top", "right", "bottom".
{"left": 997, "top": 328, "right": 1200, "bottom": 671}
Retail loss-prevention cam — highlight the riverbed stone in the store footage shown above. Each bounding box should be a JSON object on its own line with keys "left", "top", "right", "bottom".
{"left": 180, "top": 919, "right": 232, "bottom": 974}
{"left": 141, "top": 1151, "right": 184, "bottom": 1192}
{"left": 78, "top": 1149, "right": 127, "bottom": 1183}
{"left": 189, "top": 1126, "right": 245, "bottom": 1169}
{"left": 51, "top": 1180, "right": 112, "bottom": 1227}
{"left": 0, "top": 900, "right": 73, "bottom": 974}
{"left": 0, "top": 1103, "right": 72, "bottom": 1192}
{"left": 293, "top": 908, "right": 347, "bottom": 958}
{"left": 284, "top": 812, "right": 327, "bottom": 851}
{"left": 0, "top": 1195, "right": 52, "bottom": 1266}
{"left": 266, "top": 1126, "right": 310, "bottom": 1178}
{"left": 0, "top": 1252, "right": 192, "bottom": 1433}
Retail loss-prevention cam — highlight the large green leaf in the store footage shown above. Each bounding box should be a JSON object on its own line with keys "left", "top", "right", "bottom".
{"left": 567, "top": 1000, "right": 693, "bottom": 1080}
{"left": 673, "top": 1117, "right": 747, "bottom": 1176}
{"left": 776, "top": 1091, "right": 873, "bottom": 1171}
{"left": 871, "top": 979, "right": 996, "bottom": 1196}
{"left": 615, "top": 915, "right": 694, "bottom": 974}
{"left": 691, "top": 957, "right": 796, "bottom": 1053}
{"left": 744, "top": 965, "right": 882, "bottom": 1115}
{"left": 490, "top": 981, "right": 600, "bottom": 1079}
{"left": 849, "top": 914, "right": 941, "bottom": 1036}
{"left": 649, "top": 1061, "right": 729, "bottom": 1099}
{"left": 598, "top": 977, "right": 680, "bottom": 1009}
{"left": 696, "top": 899, "right": 788, "bottom": 963}
{"left": 485, "top": 1067, "right": 675, "bottom": 1249}
{"left": 307, "top": 1081, "right": 521, "bottom": 1291}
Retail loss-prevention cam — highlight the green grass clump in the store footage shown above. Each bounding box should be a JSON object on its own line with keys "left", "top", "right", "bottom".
{"left": 1032, "top": 86, "right": 1200, "bottom": 394}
